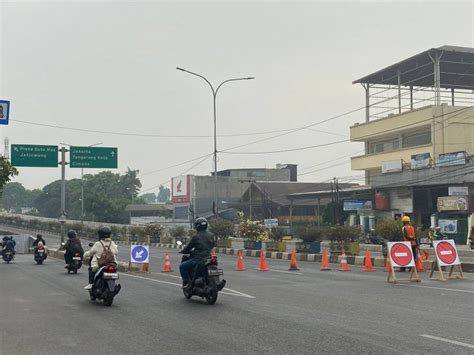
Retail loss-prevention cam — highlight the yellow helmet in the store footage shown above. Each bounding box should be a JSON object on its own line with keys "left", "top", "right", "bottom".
{"left": 401, "top": 216, "right": 411, "bottom": 223}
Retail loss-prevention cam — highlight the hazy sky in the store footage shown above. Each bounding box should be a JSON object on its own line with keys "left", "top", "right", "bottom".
{"left": 0, "top": 0, "right": 473, "bottom": 192}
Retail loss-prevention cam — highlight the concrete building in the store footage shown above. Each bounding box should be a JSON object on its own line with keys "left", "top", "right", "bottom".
{"left": 349, "top": 46, "right": 474, "bottom": 243}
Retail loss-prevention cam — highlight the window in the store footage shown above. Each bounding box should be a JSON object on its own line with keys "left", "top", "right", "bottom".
{"left": 369, "top": 138, "right": 399, "bottom": 154}
{"left": 403, "top": 131, "right": 431, "bottom": 148}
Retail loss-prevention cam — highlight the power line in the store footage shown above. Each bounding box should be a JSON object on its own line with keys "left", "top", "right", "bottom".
{"left": 141, "top": 152, "right": 213, "bottom": 176}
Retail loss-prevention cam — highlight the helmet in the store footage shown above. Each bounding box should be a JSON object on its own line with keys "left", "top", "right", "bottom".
{"left": 194, "top": 217, "right": 208, "bottom": 231}
{"left": 36, "top": 234, "right": 42, "bottom": 239}
{"left": 98, "top": 226, "right": 112, "bottom": 239}
{"left": 401, "top": 216, "right": 411, "bottom": 223}
{"left": 67, "top": 230, "right": 77, "bottom": 239}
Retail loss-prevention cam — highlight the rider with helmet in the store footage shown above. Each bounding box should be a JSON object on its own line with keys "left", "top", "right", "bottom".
{"left": 179, "top": 217, "right": 215, "bottom": 289}
{"left": 32, "top": 234, "right": 46, "bottom": 248}
{"left": 64, "top": 230, "right": 84, "bottom": 267}
{"left": 83, "top": 226, "right": 118, "bottom": 290}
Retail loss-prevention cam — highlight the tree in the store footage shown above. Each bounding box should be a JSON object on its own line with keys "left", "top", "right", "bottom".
{"left": 1, "top": 182, "right": 27, "bottom": 212}
{"left": 141, "top": 193, "right": 157, "bottom": 204}
{"left": 0, "top": 157, "right": 19, "bottom": 209}
{"left": 157, "top": 185, "right": 170, "bottom": 203}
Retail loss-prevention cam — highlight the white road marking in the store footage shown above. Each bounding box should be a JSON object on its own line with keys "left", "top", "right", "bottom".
{"left": 398, "top": 284, "right": 474, "bottom": 294}
{"left": 255, "top": 268, "right": 304, "bottom": 275}
{"left": 121, "top": 273, "right": 255, "bottom": 299}
{"left": 420, "top": 334, "right": 474, "bottom": 349}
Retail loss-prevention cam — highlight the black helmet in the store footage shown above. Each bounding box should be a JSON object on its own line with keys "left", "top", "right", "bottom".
{"left": 67, "top": 230, "right": 77, "bottom": 239}
{"left": 194, "top": 217, "right": 208, "bottom": 231}
{"left": 36, "top": 234, "right": 42, "bottom": 239}
{"left": 98, "top": 226, "right": 112, "bottom": 239}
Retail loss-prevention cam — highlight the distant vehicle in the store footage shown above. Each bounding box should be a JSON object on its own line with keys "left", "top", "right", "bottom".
{"left": 67, "top": 252, "right": 83, "bottom": 274}
{"left": 34, "top": 244, "right": 47, "bottom": 265}
{"left": 2, "top": 249, "right": 14, "bottom": 263}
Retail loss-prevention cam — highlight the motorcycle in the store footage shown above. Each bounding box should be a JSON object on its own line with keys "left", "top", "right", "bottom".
{"left": 2, "top": 249, "right": 14, "bottom": 263}
{"left": 34, "top": 246, "right": 47, "bottom": 265}
{"left": 177, "top": 241, "right": 226, "bottom": 305}
{"left": 67, "top": 252, "right": 83, "bottom": 274}
{"left": 86, "top": 243, "right": 121, "bottom": 307}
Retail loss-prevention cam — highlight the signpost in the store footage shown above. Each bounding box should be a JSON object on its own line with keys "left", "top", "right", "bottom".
{"left": 0, "top": 99, "right": 10, "bottom": 125}
{"left": 130, "top": 245, "right": 149, "bottom": 264}
{"left": 11, "top": 144, "right": 58, "bottom": 167}
{"left": 70, "top": 146, "right": 118, "bottom": 168}
{"left": 429, "top": 240, "right": 464, "bottom": 281}
{"left": 386, "top": 241, "right": 420, "bottom": 283}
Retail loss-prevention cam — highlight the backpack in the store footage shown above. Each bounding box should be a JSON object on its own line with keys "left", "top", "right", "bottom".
{"left": 97, "top": 240, "right": 115, "bottom": 266}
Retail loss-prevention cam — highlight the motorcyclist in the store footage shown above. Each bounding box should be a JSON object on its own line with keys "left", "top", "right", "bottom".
{"left": 1, "top": 236, "right": 16, "bottom": 255}
{"left": 32, "top": 234, "right": 46, "bottom": 247}
{"left": 64, "top": 230, "right": 84, "bottom": 267}
{"left": 83, "top": 226, "right": 118, "bottom": 290}
{"left": 428, "top": 226, "right": 447, "bottom": 245}
{"left": 179, "top": 217, "right": 215, "bottom": 289}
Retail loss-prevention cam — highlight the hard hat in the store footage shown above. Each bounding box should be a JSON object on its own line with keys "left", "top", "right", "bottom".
{"left": 401, "top": 216, "right": 411, "bottom": 223}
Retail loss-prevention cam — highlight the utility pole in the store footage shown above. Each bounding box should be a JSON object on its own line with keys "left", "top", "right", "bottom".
{"left": 59, "top": 146, "right": 68, "bottom": 244}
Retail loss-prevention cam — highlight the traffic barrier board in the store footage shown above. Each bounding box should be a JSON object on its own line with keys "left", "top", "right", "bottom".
{"left": 130, "top": 245, "right": 149, "bottom": 264}
{"left": 386, "top": 241, "right": 420, "bottom": 284}
{"left": 429, "top": 240, "right": 464, "bottom": 281}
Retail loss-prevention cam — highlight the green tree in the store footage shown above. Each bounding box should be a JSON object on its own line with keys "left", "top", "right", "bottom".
{"left": 141, "top": 193, "right": 157, "bottom": 204}
{"left": 1, "top": 182, "right": 27, "bottom": 212}
{"left": 157, "top": 185, "right": 170, "bottom": 203}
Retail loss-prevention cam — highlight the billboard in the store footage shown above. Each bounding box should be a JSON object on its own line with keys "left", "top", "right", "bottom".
{"left": 411, "top": 153, "right": 431, "bottom": 170}
{"left": 382, "top": 160, "right": 402, "bottom": 174}
{"left": 438, "top": 151, "right": 466, "bottom": 167}
{"left": 171, "top": 175, "right": 191, "bottom": 203}
{"left": 438, "top": 219, "right": 458, "bottom": 234}
{"left": 343, "top": 199, "right": 373, "bottom": 211}
{"left": 448, "top": 186, "right": 468, "bottom": 196}
{"left": 437, "top": 196, "right": 468, "bottom": 212}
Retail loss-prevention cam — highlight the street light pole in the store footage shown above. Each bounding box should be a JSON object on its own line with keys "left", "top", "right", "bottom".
{"left": 176, "top": 67, "right": 254, "bottom": 217}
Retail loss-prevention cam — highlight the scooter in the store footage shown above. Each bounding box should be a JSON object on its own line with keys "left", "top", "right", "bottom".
{"left": 2, "top": 249, "right": 14, "bottom": 263}
{"left": 67, "top": 252, "right": 83, "bottom": 274}
{"left": 34, "top": 246, "right": 47, "bottom": 265}
{"left": 86, "top": 243, "right": 121, "bottom": 307}
{"left": 177, "top": 241, "right": 226, "bottom": 305}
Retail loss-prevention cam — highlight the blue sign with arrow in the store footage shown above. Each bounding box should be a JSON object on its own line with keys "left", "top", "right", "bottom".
{"left": 130, "top": 245, "right": 149, "bottom": 263}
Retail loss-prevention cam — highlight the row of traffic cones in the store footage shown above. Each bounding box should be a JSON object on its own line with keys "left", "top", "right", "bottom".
{"left": 236, "top": 249, "right": 299, "bottom": 272}
{"left": 320, "top": 248, "right": 375, "bottom": 272}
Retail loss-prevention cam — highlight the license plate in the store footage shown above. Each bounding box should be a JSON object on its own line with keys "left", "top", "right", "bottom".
{"left": 103, "top": 273, "right": 119, "bottom": 279}
{"left": 38, "top": 250, "right": 44, "bottom": 253}
{"left": 72, "top": 257, "right": 82, "bottom": 260}
{"left": 208, "top": 268, "right": 224, "bottom": 276}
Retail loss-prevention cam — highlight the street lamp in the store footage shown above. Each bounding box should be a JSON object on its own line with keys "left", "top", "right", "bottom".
{"left": 176, "top": 67, "right": 254, "bottom": 216}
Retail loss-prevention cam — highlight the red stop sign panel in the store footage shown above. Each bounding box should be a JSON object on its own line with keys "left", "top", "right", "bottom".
{"left": 436, "top": 241, "right": 457, "bottom": 265}
{"left": 390, "top": 243, "right": 413, "bottom": 267}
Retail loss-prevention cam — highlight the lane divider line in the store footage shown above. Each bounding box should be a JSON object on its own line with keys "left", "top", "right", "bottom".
{"left": 397, "top": 284, "right": 474, "bottom": 294}
{"left": 121, "top": 273, "right": 255, "bottom": 299}
{"left": 420, "top": 334, "right": 474, "bottom": 349}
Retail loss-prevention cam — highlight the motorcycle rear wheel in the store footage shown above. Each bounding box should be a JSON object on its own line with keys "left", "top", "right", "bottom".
{"left": 206, "top": 289, "right": 218, "bottom": 305}
{"left": 183, "top": 287, "right": 192, "bottom": 299}
{"left": 104, "top": 295, "right": 114, "bottom": 307}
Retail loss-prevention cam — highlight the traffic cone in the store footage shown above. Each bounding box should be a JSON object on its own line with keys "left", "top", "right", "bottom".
{"left": 339, "top": 249, "right": 350, "bottom": 271}
{"left": 364, "top": 250, "right": 375, "bottom": 272}
{"left": 320, "top": 248, "right": 331, "bottom": 271}
{"left": 415, "top": 254, "right": 425, "bottom": 272}
{"left": 385, "top": 256, "right": 391, "bottom": 272}
{"left": 258, "top": 249, "right": 269, "bottom": 271}
{"left": 162, "top": 253, "right": 173, "bottom": 272}
{"left": 289, "top": 249, "right": 299, "bottom": 271}
{"left": 236, "top": 250, "right": 245, "bottom": 271}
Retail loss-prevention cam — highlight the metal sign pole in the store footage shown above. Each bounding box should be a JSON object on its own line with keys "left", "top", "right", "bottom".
{"left": 59, "top": 147, "right": 68, "bottom": 244}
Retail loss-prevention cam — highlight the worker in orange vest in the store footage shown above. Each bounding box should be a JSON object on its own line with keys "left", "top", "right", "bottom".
{"left": 401, "top": 216, "right": 417, "bottom": 272}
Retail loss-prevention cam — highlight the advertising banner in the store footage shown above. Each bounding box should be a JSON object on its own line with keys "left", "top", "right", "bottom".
{"left": 411, "top": 153, "right": 431, "bottom": 169}
{"left": 343, "top": 200, "right": 373, "bottom": 211}
{"left": 382, "top": 160, "right": 402, "bottom": 174}
{"left": 171, "top": 175, "right": 191, "bottom": 203}
{"left": 437, "top": 196, "right": 468, "bottom": 212}
{"left": 448, "top": 186, "right": 468, "bottom": 196}
{"left": 438, "top": 151, "right": 466, "bottom": 167}
{"left": 438, "top": 219, "right": 458, "bottom": 234}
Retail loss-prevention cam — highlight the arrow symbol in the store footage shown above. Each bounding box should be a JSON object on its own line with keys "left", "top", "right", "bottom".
{"left": 111, "top": 152, "right": 115, "bottom": 157}
{"left": 135, "top": 250, "right": 144, "bottom": 258}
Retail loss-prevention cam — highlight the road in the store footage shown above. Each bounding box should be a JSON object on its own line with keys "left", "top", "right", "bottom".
{"left": 1, "top": 234, "right": 474, "bottom": 354}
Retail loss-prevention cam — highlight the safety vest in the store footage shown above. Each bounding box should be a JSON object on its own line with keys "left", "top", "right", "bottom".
{"left": 403, "top": 225, "right": 416, "bottom": 246}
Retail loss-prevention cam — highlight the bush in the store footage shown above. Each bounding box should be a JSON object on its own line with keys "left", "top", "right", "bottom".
{"left": 143, "top": 223, "right": 164, "bottom": 238}
{"left": 375, "top": 219, "right": 403, "bottom": 241}
{"left": 295, "top": 226, "right": 324, "bottom": 243}
{"left": 326, "top": 225, "right": 361, "bottom": 242}
{"left": 269, "top": 228, "right": 290, "bottom": 242}
{"left": 170, "top": 226, "right": 186, "bottom": 239}
{"left": 209, "top": 220, "right": 235, "bottom": 240}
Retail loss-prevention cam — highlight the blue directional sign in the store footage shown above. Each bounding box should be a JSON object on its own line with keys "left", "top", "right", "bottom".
{"left": 0, "top": 100, "right": 10, "bottom": 125}
{"left": 130, "top": 245, "right": 149, "bottom": 264}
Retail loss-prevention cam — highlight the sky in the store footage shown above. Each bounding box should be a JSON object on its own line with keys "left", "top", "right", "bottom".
{"left": 0, "top": 0, "right": 473, "bottom": 193}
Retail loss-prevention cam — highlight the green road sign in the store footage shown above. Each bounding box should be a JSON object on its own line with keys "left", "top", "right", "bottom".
{"left": 11, "top": 144, "right": 58, "bottom": 167}
{"left": 70, "top": 146, "right": 118, "bottom": 169}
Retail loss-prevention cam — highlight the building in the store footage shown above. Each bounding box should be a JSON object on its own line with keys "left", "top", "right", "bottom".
{"left": 171, "top": 164, "right": 298, "bottom": 222}
{"left": 349, "top": 46, "right": 474, "bottom": 243}
{"left": 125, "top": 204, "right": 174, "bottom": 225}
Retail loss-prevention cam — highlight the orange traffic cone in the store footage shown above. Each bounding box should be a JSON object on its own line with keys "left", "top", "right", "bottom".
{"left": 385, "top": 256, "right": 391, "bottom": 272}
{"left": 320, "top": 248, "right": 331, "bottom": 271}
{"left": 236, "top": 250, "right": 245, "bottom": 271}
{"left": 162, "top": 253, "right": 173, "bottom": 272}
{"left": 258, "top": 249, "right": 269, "bottom": 271}
{"left": 415, "top": 254, "right": 425, "bottom": 272}
{"left": 289, "top": 249, "right": 299, "bottom": 271}
{"left": 339, "top": 249, "right": 350, "bottom": 271}
{"left": 364, "top": 250, "right": 375, "bottom": 272}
